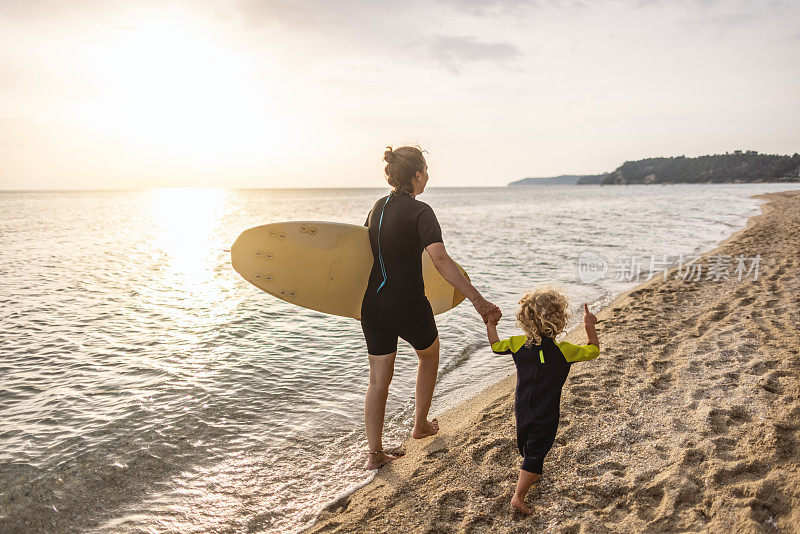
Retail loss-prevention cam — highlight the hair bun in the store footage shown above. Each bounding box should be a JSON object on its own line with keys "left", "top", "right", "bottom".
{"left": 383, "top": 146, "right": 395, "bottom": 163}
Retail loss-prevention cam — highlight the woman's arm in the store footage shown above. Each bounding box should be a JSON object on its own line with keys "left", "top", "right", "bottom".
{"left": 426, "top": 242, "right": 501, "bottom": 324}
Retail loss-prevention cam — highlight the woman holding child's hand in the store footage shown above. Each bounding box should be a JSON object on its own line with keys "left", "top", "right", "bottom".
{"left": 360, "top": 146, "right": 501, "bottom": 470}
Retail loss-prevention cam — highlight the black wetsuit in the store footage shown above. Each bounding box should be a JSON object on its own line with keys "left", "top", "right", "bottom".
{"left": 491, "top": 335, "right": 599, "bottom": 474}
{"left": 360, "top": 190, "right": 443, "bottom": 355}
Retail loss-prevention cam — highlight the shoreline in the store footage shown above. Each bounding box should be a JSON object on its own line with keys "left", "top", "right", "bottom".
{"left": 307, "top": 188, "right": 800, "bottom": 533}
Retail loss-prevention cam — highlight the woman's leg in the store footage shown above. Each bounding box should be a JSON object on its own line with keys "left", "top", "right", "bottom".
{"left": 412, "top": 336, "right": 440, "bottom": 439}
{"left": 364, "top": 351, "right": 398, "bottom": 469}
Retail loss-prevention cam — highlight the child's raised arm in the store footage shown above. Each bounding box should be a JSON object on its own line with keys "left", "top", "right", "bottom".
{"left": 583, "top": 303, "right": 599, "bottom": 348}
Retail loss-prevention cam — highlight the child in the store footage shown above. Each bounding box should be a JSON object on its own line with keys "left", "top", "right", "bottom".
{"left": 486, "top": 286, "right": 600, "bottom": 515}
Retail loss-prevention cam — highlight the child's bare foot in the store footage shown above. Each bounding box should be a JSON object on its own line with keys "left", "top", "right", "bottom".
{"left": 511, "top": 496, "right": 532, "bottom": 515}
{"left": 412, "top": 418, "right": 439, "bottom": 439}
{"left": 364, "top": 450, "right": 400, "bottom": 470}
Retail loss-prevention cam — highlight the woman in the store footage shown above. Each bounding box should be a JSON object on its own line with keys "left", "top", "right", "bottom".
{"left": 361, "top": 145, "right": 502, "bottom": 470}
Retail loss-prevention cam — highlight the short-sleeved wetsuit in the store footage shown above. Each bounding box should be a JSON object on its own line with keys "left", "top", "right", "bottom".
{"left": 491, "top": 335, "right": 599, "bottom": 474}
{"left": 360, "top": 190, "right": 443, "bottom": 355}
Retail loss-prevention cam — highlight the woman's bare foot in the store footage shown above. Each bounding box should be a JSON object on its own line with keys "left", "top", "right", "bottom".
{"left": 364, "top": 451, "right": 400, "bottom": 470}
{"left": 511, "top": 496, "right": 532, "bottom": 515}
{"left": 412, "top": 418, "right": 439, "bottom": 439}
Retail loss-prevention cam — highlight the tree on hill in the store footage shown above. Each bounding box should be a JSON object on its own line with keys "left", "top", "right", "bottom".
{"left": 575, "top": 152, "right": 800, "bottom": 185}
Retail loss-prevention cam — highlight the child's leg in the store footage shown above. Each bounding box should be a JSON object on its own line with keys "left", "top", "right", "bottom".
{"left": 511, "top": 469, "right": 540, "bottom": 514}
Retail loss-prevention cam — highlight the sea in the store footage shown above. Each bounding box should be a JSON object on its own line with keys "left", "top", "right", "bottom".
{"left": 1, "top": 183, "right": 797, "bottom": 533}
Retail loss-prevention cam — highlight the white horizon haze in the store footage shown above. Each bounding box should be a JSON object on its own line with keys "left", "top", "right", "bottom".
{"left": 1, "top": 0, "right": 799, "bottom": 190}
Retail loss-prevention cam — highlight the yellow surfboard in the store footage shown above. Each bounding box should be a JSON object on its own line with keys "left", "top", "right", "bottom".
{"left": 231, "top": 221, "right": 469, "bottom": 319}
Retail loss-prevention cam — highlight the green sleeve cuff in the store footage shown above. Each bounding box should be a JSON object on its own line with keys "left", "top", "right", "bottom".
{"left": 556, "top": 341, "right": 600, "bottom": 362}
{"left": 492, "top": 335, "right": 528, "bottom": 354}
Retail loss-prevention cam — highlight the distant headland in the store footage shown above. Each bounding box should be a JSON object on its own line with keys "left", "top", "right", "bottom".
{"left": 508, "top": 151, "right": 800, "bottom": 186}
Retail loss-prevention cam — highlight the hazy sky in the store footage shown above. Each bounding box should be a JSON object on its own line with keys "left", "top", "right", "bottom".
{"left": 1, "top": 0, "right": 799, "bottom": 189}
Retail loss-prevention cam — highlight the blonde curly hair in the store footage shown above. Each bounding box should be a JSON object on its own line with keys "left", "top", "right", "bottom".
{"left": 516, "top": 286, "right": 572, "bottom": 346}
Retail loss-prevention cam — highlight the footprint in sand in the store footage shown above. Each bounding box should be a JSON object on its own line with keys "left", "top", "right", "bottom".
{"left": 434, "top": 490, "right": 468, "bottom": 523}
{"left": 470, "top": 437, "right": 515, "bottom": 466}
{"left": 649, "top": 373, "right": 673, "bottom": 392}
{"left": 747, "top": 359, "right": 778, "bottom": 375}
{"left": 712, "top": 436, "right": 737, "bottom": 456}
{"left": 462, "top": 514, "right": 495, "bottom": 533}
{"left": 477, "top": 476, "right": 506, "bottom": 498}
{"left": 602, "top": 377, "right": 621, "bottom": 389}
{"left": 632, "top": 481, "right": 665, "bottom": 522}
{"left": 767, "top": 265, "right": 787, "bottom": 281}
{"left": 679, "top": 446, "right": 706, "bottom": 467}
{"left": 707, "top": 405, "right": 750, "bottom": 435}
{"left": 709, "top": 459, "right": 769, "bottom": 485}
{"left": 758, "top": 373, "right": 783, "bottom": 394}
{"left": 569, "top": 384, "right": 599, "bottom": 396}
{"left": 649, "top": 359, "right": 671, "bottom": 372}
{"left": 745, "top": 477, "right": 792, "bottom": 525}
{"left": 595, "top": 460, "right": 628, "bottom": 477}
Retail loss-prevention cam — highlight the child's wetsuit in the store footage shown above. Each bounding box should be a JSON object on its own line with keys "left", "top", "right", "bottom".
{"left": 491, "top": 336, "right": 599, "bottom": 474}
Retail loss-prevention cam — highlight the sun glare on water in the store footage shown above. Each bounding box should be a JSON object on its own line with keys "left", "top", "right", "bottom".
{"left": 146, "top": 186, "right": 231, "bottom": 315}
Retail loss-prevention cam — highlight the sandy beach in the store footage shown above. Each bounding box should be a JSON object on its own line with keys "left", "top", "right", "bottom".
{"left": 308, "top": 188, "right": 800, "bottom": 533}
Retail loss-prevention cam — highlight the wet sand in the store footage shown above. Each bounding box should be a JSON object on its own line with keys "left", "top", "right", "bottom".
{"left": 308, "top": 188, "right": 800, "bottom": 533}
